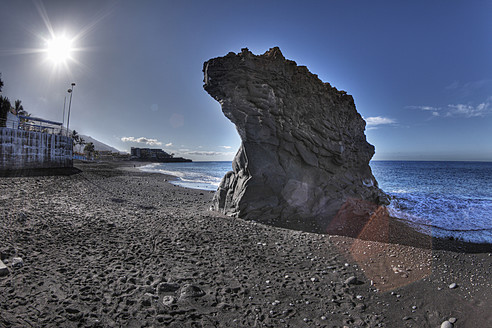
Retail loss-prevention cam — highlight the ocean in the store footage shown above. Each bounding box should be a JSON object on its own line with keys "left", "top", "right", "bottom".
{"left": 140, "top": 161, "right": 492, "bottom": 243}
{"left": 371, "top": 161, "right": 492, "bottom": 244}
{"left": 139, "top": 161, "right": 229, "bottom": 191}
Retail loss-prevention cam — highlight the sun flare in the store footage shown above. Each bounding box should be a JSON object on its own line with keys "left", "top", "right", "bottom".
{"left": 46, "top": 36, "right": 73, "bottom": 64}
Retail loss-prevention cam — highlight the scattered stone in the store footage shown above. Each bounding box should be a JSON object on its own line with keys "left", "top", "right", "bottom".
{"left": 344, "top": 276, "right": 358, "bottom": 285}
{"left": 162, "top": 295, "right": 176, "bottom": 306}
{"left": 448, "top": 317, "right": 457, "bottom": 324}
{"left": 179, "top": 284, "right": 205, "bottom": 299}
{"left": 157, "top": 282, "right": 180, "bottom": 293}
{"left": 11, "top": 257, "right": 23, "bottom": 268}
{"left": 65, "top": 307, "right": 80, "bottom": 314}
{"left": 441, "top": 320, "right": 453, "bottom": 328}
{"left": 392, "top": 266, "right": 405, "bottom": 274}
{"left": 448, "top": 283, "right": 457, "bottom": 289}
{"left": 0, "top": 259, "right": 9, "bottom": 276}
{"left": 402, "top": 316, "right": 411, "bottom": 321}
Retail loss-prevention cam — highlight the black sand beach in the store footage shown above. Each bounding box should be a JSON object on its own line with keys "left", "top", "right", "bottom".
{"left": 1, "top": 162, "right": 491, "bottom": 327}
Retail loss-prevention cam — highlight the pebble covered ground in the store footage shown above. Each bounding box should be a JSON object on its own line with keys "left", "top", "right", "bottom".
{"left": 0, "top": 162, "right": 491, "bottom": 327}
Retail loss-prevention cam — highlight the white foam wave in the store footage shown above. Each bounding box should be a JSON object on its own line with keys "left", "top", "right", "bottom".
{"left": 139, "top": 163, "right": 226, "bottom": 191}
{"left": 388, "top": 194, "right": 492, "bottom": 243}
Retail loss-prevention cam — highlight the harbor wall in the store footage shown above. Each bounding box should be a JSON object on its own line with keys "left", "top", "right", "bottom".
{"left": 0, "top": 127, "right": 73, "bottom": 170}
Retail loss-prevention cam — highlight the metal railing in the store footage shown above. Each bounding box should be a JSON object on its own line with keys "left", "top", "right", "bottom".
{"left": 1, "top": 115, "right": 68, "bottom": 136}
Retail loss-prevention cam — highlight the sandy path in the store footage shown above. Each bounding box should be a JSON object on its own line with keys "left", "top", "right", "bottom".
{"left": 0, "top": 162, "right": 491, "bottom": 327}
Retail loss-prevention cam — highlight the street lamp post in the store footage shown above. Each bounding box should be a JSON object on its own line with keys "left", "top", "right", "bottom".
{"left": 66, "top": 82, "right": 75, "bottom": 137}
{"left": 62, "top": 95, "right": 67, "bottom": 134}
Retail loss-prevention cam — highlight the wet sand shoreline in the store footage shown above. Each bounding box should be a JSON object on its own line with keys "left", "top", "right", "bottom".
{"left": 1, "top": 161, "right": 490, "bottom": 327}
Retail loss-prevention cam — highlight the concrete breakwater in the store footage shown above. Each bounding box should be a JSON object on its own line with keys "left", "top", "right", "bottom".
{"left": 0, "top": 127, "right": 72, "bottom": 170}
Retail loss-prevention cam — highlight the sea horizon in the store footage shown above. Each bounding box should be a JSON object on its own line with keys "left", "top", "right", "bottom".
{"left": 188, "top": 159, "right": 492, "bottom": 163}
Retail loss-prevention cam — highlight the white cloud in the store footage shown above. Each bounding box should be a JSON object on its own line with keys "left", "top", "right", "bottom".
{"left": 446, "top": 102, "right": 491, "bottom": 118}
{"left": 186, "top": 151, "right": 224, "bottom": 156}
{"left": 182, "top": 150, "right": 236, "bottom": 157}
{"left": 364, "top": 116, "right": 397, "bottom": 127}
{"left": 165, "top": 142, "right": 173, "bottom": 147}
{"left": 409, "top": 99, "right": 491, "bottom": 118}
{"left": 420, "top": 106, "right": 438, "bottom": 111}
{"left": 407, "top": 105, "right": 441, "bottom": 111}
{"left": 220, "top": 146, "right": 232, "bottom": 149}
{"left": 121, "top": 136, "right": 162, "bottom": 146}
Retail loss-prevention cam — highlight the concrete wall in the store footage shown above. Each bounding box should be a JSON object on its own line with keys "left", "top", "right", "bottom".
{"left": 0, "top": 127, "right": 73, "bottom": 170}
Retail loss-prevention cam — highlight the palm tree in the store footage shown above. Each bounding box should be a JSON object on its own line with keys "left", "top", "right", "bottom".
{"left": 78, "top": 137, "right": 85, "bottom": 152}
{"left": 0, "top": 96, "right": 11, "bottom": 127}
{"left": 71, "top": 130, "right": 79, "bottom": 143}
{"left": 0, "top": 74, "right": 10, "bottom": 126}
{"left": 71, "top": 130, "right": 87, "bottom": 152}
{"left": 84, "top": 142, "right": 95, "bottom": 159}
{"left": 71, "top": 130, "right": 80, "bottom": 150}
{"left": 14, "top": 99, "right": 30, "bottom": 123}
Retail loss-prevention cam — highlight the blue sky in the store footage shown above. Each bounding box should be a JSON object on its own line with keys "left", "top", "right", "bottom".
{"left": 1, "top": 0, "right": 491, "bottom": 161}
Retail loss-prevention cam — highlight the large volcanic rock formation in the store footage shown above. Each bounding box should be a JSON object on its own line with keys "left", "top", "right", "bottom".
{"left": 203, "top": 47, "right": 388, "bottom": 233}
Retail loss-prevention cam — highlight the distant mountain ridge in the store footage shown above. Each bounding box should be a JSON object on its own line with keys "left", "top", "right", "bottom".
{"left": 79, "top": 134, "right": 122, "bottom": 153}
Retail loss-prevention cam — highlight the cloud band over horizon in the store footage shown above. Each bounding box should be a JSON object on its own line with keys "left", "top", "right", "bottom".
{"left": 121, "top": 136, "right": 162, "bottom": 146}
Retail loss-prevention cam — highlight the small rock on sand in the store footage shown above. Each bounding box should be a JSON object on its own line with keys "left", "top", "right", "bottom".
{"left": 179, "top": 284, "right": 205, "bottom": 299}
{"left": 0, "top": 259, "right": 9, "bottom": 276}
{"left": 344, "top": 276, "right": 358, "bottom": 285}
{"left": 162, "top": 295, "right": 176, "bottom": 306}
{"left": 448, "top": 283, "right": 457, "bottom": 289}
{"left": 157, "top": 282, "right": 180, "bottom": 293}
{"left": 441, "top": 320, "right": 453, "bottom": 328}
{"left": 11, "top": 257, "right": 23, "bottom": 268}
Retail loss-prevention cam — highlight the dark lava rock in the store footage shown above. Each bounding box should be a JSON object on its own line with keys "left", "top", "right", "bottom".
{"left": 203, "top": 47, "right": 388, "bottom": 232}
{"left": 157, "top": 282, "right": 180, "bottom": 294}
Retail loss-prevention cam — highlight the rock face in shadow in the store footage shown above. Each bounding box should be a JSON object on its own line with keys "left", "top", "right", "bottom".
{"left": 203, "top": 47, "right": 388, "bottom": 233}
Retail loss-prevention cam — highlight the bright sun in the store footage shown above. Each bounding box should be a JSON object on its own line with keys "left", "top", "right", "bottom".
{"left": 46, "top": 36, "right": 73, "bottom": 64}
